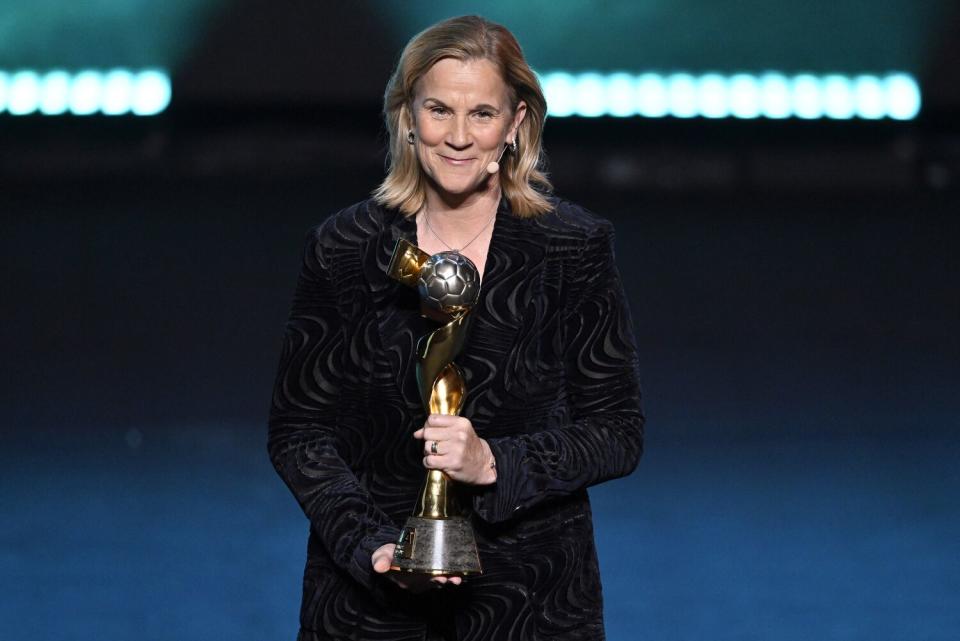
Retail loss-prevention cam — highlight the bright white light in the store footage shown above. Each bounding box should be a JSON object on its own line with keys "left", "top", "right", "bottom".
{"left": 697, "top": 74, "right": 729, "bottom": 119}
{"left": 667, "top": 73, "right": 698, "bottom": 118}
{"left": 40, "top": 70, "right": 71, "bottom": 115}
{"left": 728, "top": 74, "right": 761, "bottom": 119}
{"left": 758, "top": 73, "right": 791, "bottom": 119}
{"left": 792, "top": 75, "right": 823, "bottom": 119}
{"left": 853, "top": 75, "right": 885, "bottom": 120}
{"left": 535, "top": 71, "right": 921, "bottom": 120}
{"left": 822, "top": 74, "right": 856, "bottom": 119}
{"left": 542, "top": 72, "right": 577, "bottom": 117}
{"left": 885, "top": 73, "right": 921, "bottom": 120}
{"left": 131, "top": 69, "right": 172, "bottom": 116}
{"left": 574, "top": 72, "right": 607, "bottom": 118}
{"left": 9, "top": 71, "right": 41, "bottom": 115}
{"left": 69, "top": 70, "right": 102, "bottom": 115}
{"left": 102, "top": 69, "right": 135, "bottom": 115}
{"left": 0, "top": 68, "right": 171, "bottom": 116}
{"left": 606, "top": 72, "right": 636, "bottom": 118}
{"left": 636, "top": 73, "right": 669, "bottom": 117}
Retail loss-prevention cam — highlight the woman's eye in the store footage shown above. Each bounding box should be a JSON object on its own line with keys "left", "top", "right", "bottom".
{"left": 475, "top": 111, "right": 493, "bottom": 119}
{"left": 430, "top": 107, "right": 448, "bottom": 116}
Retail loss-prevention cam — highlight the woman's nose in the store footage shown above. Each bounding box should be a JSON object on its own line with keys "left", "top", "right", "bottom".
{"left": 445, "top": 116, "right": 471, "bottom": 149}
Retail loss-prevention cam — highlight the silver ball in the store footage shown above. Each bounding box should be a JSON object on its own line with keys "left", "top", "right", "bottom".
{"left": 418, "top": 251, "right": 480, "bottom": 314}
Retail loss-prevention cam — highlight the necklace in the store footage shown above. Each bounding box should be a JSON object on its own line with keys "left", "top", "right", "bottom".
{"left": 422, "top": 206, "right": 496, "bottom": 254}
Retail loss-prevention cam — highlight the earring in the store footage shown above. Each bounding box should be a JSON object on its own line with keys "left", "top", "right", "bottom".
{"left": 407, "top": 130, "right": 415, "bottom": 144}
{"left": 509, "top": 139, "right": 517, "bottom": 153}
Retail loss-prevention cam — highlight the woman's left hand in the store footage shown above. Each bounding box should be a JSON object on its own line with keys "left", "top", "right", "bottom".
{"left": 414, "top": 414, "right": 497, "bottom": 486}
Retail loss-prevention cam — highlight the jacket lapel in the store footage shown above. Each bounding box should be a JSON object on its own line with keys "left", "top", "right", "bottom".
{"left": 363, "top": 204, "right": 425, "bottom": 415}
{"left": 458, "top": 198, "right": 549, "bottom": 428}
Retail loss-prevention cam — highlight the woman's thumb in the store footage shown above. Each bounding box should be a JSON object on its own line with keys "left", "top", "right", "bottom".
{"left": 372, "top": 544, "right": 395, "bottom": 573}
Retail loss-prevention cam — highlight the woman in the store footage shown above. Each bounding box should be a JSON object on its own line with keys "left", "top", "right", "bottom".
{"left": 268, "top": 15, "right": 643, "bottom": 641}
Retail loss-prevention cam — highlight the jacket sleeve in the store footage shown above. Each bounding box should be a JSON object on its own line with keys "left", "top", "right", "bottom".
{"left": 472, "top": 220, "right": 644, "bottom": 523}
{"left": 267, "top": 221, "right": 401, "bottom": 591}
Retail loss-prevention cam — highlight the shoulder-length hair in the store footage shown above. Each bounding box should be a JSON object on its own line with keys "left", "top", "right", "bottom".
{"left": 372, "top": 15, "right": 553, "bottom": 218}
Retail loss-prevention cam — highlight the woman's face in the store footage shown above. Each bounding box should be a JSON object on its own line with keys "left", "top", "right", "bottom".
{"left": 411, "top": 57, "right": 527, "bottom": 201}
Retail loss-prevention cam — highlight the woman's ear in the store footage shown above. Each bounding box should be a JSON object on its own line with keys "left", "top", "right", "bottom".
{"left": 510, "top": 100, "right": 528, "bottom": 141}
{"left": 400, "top": 102, "right": 415, "bottom": 134}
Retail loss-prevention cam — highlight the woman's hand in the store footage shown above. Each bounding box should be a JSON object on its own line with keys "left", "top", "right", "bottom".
{"left": 371, "top": 543, "right": 462, "bottom": 590}
{"left": 413, "top": 414, "right": 497, "bottom": 485}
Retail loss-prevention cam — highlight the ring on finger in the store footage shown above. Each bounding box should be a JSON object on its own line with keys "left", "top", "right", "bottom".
{"left": 430, "top": 440, "right": 439, "bottom": 455}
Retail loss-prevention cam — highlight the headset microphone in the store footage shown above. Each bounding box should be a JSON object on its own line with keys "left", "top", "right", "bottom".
{"left": 485, "top": 143, "right": 510, "bottom": 174}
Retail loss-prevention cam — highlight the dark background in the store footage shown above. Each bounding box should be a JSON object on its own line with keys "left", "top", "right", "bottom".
{"left": 2, "top": 2, "right": 959, "bottom": 640}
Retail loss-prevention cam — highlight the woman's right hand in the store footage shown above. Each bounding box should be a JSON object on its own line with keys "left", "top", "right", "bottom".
{"left": 372, "top": 543, "right": 463, "bottom": 590}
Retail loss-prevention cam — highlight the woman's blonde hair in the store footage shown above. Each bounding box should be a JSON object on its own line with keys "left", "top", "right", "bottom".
{"left": 372, "top": 15, "right": 553, "bottom": 218}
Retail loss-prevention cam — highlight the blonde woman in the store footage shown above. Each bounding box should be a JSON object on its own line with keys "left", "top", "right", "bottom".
{"left": 269, "top": 15, "right": 644, "bottom": 641}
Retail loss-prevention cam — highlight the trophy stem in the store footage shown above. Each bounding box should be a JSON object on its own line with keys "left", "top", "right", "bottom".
{"left": 414, "top": 469, "right": 462, "bottom": 519}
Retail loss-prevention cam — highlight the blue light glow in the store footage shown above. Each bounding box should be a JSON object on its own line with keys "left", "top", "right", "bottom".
{"left": 0, "top": 68, "right": 171, "bottom": 116}
{"left": 885, "top": 73, "right": 922, "bottom": 120}
{"left": 697, "top": 73, "right": 730, "bottom": 119}
{"left": 132, "top": 70, "right": 172, "bottom": 116}
{"left": 541, "top": 72, "right": 577, "bottom": 118}
{"left": 70, "top": 70, "right": 102, "bottom": 116}
{"left": 636, "top": 74, "right": 669, "bottom": 118}
{"left": 729, "top": 74, "right": 761, "bottom": 119}
{"left": 538, "top": 71, "right": 920, "bottom": 120}
{"left": 666, "top": 73, "right": 698, "bottom": 119}
{"left": 39, "top": 70, "right": 71, "bottom": 115}
{"left": 574, "top": 72, "right": 607, "bottom": 118}
{"left": 853, "top": 75, "right": 885, "bottom": 120}
{"left": 9, "top": 71, "right": 41, "bottom": 115}
{"left": 606, "top": 72, "right": 637, "bottom": 118}
{"left": 758, "top": 73, "right": 792, "bottom": 119}
{"left": 822, "top": 75, "right": 856, "bottom": 119}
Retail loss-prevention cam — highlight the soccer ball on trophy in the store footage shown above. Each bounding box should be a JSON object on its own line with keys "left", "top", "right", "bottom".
{"left": 417, "top": 251, "right": 481, "bottom": 317}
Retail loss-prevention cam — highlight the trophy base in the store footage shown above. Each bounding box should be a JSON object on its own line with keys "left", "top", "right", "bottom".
{"left": 389, "top": 516, "right": 482, "bottom": 576}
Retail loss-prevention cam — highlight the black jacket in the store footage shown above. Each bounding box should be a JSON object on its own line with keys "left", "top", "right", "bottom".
{"left": 268, "top": 195, "right": 644, "bottom": 641}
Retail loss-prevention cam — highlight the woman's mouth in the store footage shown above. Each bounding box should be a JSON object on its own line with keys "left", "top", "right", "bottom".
{"left": 438, "top": 155, "right": 475, "bottom": 166}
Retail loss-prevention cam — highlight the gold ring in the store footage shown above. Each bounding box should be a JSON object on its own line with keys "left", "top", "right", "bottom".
{"left": 430, "top": 440, "right": 439, "bottom": 455}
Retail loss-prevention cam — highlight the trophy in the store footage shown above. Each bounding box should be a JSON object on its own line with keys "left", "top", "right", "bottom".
{"left": 386, "top": 237, "right": 483, "bottom": 576}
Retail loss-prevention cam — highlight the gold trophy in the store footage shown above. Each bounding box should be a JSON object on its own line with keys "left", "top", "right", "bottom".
{"left": 386, "top": 238, "right": 483, "bottom": 576}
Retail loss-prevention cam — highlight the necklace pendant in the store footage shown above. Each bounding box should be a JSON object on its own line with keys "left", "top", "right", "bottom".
{"left": 451, "top": 248, "right": 460, "bottom": 254}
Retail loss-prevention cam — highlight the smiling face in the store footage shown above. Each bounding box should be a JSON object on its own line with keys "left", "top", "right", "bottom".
{"left": 410, "top": 57, "right": 526, "bottom": 203}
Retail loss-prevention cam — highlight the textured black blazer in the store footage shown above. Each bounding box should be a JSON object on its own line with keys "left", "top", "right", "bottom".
{"left": 268, "top": 194, "right": 644, "bottom": 641}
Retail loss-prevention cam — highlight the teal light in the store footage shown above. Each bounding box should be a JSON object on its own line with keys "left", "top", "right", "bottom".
{"left": 131, "top": 70, "right": 172, "bottom": 116}
{"left": 541, "top": 72, "right": 576, "bottom": 118}
{"left": 8, "top": 70, "right": 41, "bottom": 115}
{"left": 885, "top": 73, "right": 921, "bottom": 120}
{"left": 853, "top": 75, "right": 885, "bottom": 120}
{"left": 636, "top": 74, "right": 669, "bottom": 118}
{"left": 539, "top": 71, "right": 921, "bottom": 120}
{"left": 822, "top": 75, "right": 856, "bottom": 119}
{"left": 729, "top": 74, "right": 761, "bottom": 119}
{"left": 70, "top": 70, "right": 101, "bottom": 115}
{"left": 666, "top": 73, "right": 698, "bottom": 118}
{"left": 698, "top": 73, "right": 730, "bottom": 119}
{"left": 606, "top": 72, "right": 636, "bottom": 118}
{"left": 790, "top": 74, "right": 823, "bottom": 119}
{"left": 39, "top": 70, "right": 70, "bottom": 115}
{"left": 758, "top": 74, "right": 792, "bottom": 119}
{"left": 574, "top": 73, "right": 607, "bottom": 118}
{"left": 102, "top": 69, "right": 135, "bottom": 115}
{"left": 0, "top": 68, "right": 171, "bottom": 116}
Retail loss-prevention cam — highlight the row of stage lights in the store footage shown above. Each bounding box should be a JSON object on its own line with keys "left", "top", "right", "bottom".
{"left": 0, "top": 69, "right": 171, "bottom": 116}
{"left": 539, "top": 71, "right": 921, "bottom": 120}
{"left": 0, "top": 68, "right": 921, "bottom": 120}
